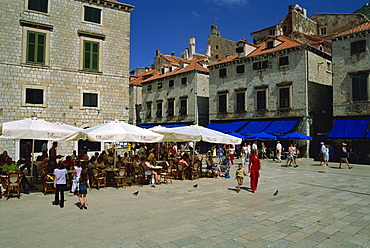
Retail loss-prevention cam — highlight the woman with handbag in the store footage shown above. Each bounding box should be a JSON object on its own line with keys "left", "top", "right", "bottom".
{"left": 248, "top": 149, "right": 261, "bottom": 193}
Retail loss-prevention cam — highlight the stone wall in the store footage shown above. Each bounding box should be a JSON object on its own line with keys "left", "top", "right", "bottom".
{"left": 0, "top": 0, "right": 133, "bottom": 157}
{"left": 332, "top": 30, "right": 370, "bottom": 117}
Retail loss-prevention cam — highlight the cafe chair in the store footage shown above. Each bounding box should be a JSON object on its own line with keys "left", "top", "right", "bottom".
{"left": 176, "top": 163, "right": 185, "bottom": 180}
{"left": 191, "top": 161, "right": 201, "bottom": 180}
{"left": 91, "top": 167, "right": 106, "bottom": 190}
{"left": 114, "top": 167, "right": 127, "bottom": 189}
{"left": 137, "top": 165, "right": 148, "bottom": 185}
{"left": 42, "top": 170, "right": 55, "bottom": 195}
{"left": 5, "top": 172, "right": 22, "bottom": 199}
{"left": 159, "top": 166, "right": 172, "bottom": 184}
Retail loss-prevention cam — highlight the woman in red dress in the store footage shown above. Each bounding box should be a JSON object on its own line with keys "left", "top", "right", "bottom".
{"left": 248, "top": 148, "right": 261, "bottom": 193}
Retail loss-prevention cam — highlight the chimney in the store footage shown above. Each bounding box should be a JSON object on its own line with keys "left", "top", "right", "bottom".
{"left": 171, "top": 52, "right": 175, "bottom": 56}
{"left": 156, "top": 50, "right": 161, "bottom": 57}
{"left": 189, "top": 38, "right": 195, "bottom": 59}
{"left": 206, "top": 45, "right": 211, "bottom": 57}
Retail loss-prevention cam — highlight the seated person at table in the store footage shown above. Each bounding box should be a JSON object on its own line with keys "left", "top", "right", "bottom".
{"left": 131, "top": 155, "right": 140, "bottom": 177}
{"left": 46, "top": 160, "right": 56, "bottom": 174}
{"left": 121, "top": 152, "right": 131, "bottom": 163}
{"left": 107, "top": 152, "right": 115, "bottom": 165}
{"left": 63, "top": 156, "right": 75, "bottom": 170}
{"left": 140, "top": 157, "right": 160, "bottom": 185}
{"left": 88, "top": 156, "right": 96, "bottom": 169}
{"left": 94, "top": 157, "right": 105, "bottom": 169}
{"left": 220, "top": 154, "right": 231, "bottom": 175}
{"left": 79, "top": 150, "right": 89, "bottom": 161}
{"left": 147, "top": 149, "right": 157, "bottom": 166}
{"left": 207, "top": 157, "right": 222, "bottom": 178}
{"left": 178, "top": 155, "right": 191, "bottom": 180}
{"left": 2, "top": 157, "right": 37, "bottom": 194}
{"left": 0, "top": 150, "right": 9, "bottom": 165}
{"left": 71, "top": 150, "right": 79, "bottom": 162}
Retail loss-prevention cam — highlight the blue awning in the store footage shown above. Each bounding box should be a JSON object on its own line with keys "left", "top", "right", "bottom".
{"left": 328, "top": 119, "right": 370, "bottom": 139}
{"left": 239, "top": 121, "right": 272, "bottom": 136}
{"left": 162, "top": 123, "right": 189, "bottom": 128}
{"left": 264, "top": 120, "right": 298, "bottom": 135}
{"left": 207, "top": 121, "right": 248, "bottom": 133}
{"left": 140, "top": 124, "right": 155, "bottom": 129}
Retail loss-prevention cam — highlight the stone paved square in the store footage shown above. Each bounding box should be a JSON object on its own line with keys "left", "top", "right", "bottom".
{"left": 1, "top": 158, "right": 370, "bottom": 247}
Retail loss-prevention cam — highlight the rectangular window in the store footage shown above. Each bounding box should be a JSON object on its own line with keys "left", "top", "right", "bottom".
{"left": 158, "top": 82, "right": 163, "bottom": 89}
{"left": 26, "top": 31, "right": 45, "bottom": 64}
{"left": 351, "top": 40, "right": 366, "bottom": 54}
{"left": 253, "top": 61, "right": 268, "bottom": 70}
{"left": 266, "top": 41, "right": 274, "bottom": 49}
{"left": 146, "top": 103, "right": 152, "bottom": 118}
{"left": 279, "top": 88, "right": 290, "bottom": 108}
{"left": 269, "top": 29, "right": 275, "bottom": 36}
{"left": 320, "top": 27, "right": 327, "bottom": 35}
{"left": 83, "top": 93, "right": 98, "bottom": 107}
{"left": 219, "top": 68, "right": 227, "bottom": 78}
{"left": 236, "top": 65, "right": 245, "bottom": 74}
{"left": 179, "top": 99, "right": 187, "bottom": 115}
{"left": 156, "top": 102, "right": 162, "bottom": 117}
{"left": 352, "top": 76, "right": 368, "bottom": 101}
{"left": 169, "top": 80, "right": 174, "bottom": 87}
{"left": 218, "top": 94, "right": 227, "bottom": 113}
{"left": 84, "top": 6, "right": 102, "bottom": 24}
{"left": 26, "top": 88, "right": 43, "bottom": 104}
{"left": 181, "top": 77, "right": 187, "bottom": 85}
{"left": 28, "top": 0, "right": 48, "bottom": 13}
{"left": 167, "top": 99, "right": 174, "bottom": 116}
{"left": 236, "top": 92, "right": 245, "bottom": 111}
{"left": 256, "top": 90, "right": 266, "bottom": 110}
{"left": 147, "top": 85, "right": 152, "bottom": 91}
{"left": 83, "top": 40, "right": 99, "bottom": 71}
{"left": 279, "top": 56, "right": 289, "bottom": 66}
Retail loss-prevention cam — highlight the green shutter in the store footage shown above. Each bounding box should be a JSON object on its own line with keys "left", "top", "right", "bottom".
{"left": 27, "top": 31, "right": 45, "bottom": 64}
{"left": 83, "top": 40, "right": 99, "bottom": 71}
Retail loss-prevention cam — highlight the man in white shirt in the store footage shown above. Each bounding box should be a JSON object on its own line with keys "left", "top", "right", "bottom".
{"left": 276, "top": 141, "right": 282, "bottom": 162}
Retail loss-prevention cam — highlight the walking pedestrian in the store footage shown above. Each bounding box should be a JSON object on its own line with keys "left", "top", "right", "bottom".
{"left": 276, "top": 141, "right": 282, "bottom": 162}
{"left": 248, "top": 149, "right": 261, "bottom": 193}
{"left": 53, "top": 162, "right": 68, "bottom": 208}
{"left": 339, "top": 143, "right": 352, "bottom": 169}
{"left": 78, "top": 171, "right": 90, "bottom": 210}
{"left": 235, "top": 163, "right": 247, "bottom": 193}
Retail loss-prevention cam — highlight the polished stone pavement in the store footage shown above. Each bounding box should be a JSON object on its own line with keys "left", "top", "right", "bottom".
{"left": 1, "top": 157, "right": 370, "bottom": 248}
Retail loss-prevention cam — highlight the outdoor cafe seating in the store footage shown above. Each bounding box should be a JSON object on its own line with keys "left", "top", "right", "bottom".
{"left": 4, "top": 172, "right": 22, "bottom": 199}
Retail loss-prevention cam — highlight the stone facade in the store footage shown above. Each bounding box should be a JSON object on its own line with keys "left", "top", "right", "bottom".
{"left": 208, "top": 37, "right": 332, "bottom": 157}
{"left": 141, "top": 62, "right": 210, "bottom": 127}
{"left": 331, "top": 25, "right": 370, "bottom": 117}
{"left": 207, "top": 25, "right": 237, "bottom": 60}
{"left": 252, "top": 5, "right": 369, "bottom": 45}
{"left": 0, "top": 0, "right": 133, "bottom": 158}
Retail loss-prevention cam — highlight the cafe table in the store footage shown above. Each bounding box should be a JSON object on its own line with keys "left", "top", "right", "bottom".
{"left": 104, "top": 168, "right": 118, "bottom": 186}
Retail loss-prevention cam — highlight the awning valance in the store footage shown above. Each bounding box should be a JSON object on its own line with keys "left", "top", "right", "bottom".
{"left": 239, "top": 121, "right": 272, "bottom": 136}
{"left": 328, "top": 119, "right": 370, "bottom": 139}
{"left": 207, "top": 121, "right": 248, "bottom": 133}
{"left": 264, "top": 120, "right": 298, "bottom": 135}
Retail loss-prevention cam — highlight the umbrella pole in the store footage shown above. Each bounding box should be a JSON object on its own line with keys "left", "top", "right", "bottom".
{"left": 31, "top": 139, "right": 35, "bottom": 177}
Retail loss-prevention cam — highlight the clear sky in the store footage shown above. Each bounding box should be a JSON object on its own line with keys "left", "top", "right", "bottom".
{"left": 117, "top": 0, "right": 368, "bottom": 71}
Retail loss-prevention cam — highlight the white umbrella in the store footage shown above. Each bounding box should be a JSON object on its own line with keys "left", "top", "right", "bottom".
{"left": 0, "top": 117, "right": 80, "bottom": 140}
{"left": 64, "top": 120, "right": 164, "bottom": 168}
{"left": 153, "top": 125, "right": 242, "bottom": 144}
{"left": 0, "top": 117, "right": 81, "bottom": 175}
{"left": 65, "top": 120, "right": 164, "bottom": 143}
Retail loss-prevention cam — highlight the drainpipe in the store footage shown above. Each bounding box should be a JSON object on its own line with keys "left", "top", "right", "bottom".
{"left": 305, "top": 48, "right": 310, "bottom": 158}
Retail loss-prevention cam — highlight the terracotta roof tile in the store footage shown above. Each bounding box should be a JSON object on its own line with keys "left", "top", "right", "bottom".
{"left": 142, "top": 58, "right": 209, "bottom": 83}
{"left": 248, "top": 35, "right": 303, "bottom": 56}
{"left": 334, "top": 21, "right": 370, "bottom": 37}
{"left": 130, "top": 69, "right": 160, "bottom": 85}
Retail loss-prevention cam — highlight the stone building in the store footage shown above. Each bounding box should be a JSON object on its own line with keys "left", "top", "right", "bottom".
{"left": 141, "top": 53, "right": 211, "bottom": 127}
{"left": 329, "top": 21, "right": 370, "bottom": 163}
{"left": 0, "top": 0, "right": 134, "bottom": 158}
{"left": 208, "top": 35, "right": 333, "bottom": 157}
{"left": 252, "top": 4, "right": 369, "bottom": 45}
{"left": 207, "top": 25, "right": 237, "bottom": 60}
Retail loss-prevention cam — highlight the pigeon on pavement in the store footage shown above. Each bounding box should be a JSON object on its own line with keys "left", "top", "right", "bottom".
{"left": 273, "top": 190, "right": 279, "bottom": 196}
{"left": 133, "top": 191, "right": 139, "bottom": 196}
{"left": 193, "top": 184, "right": 198, "bottom": 188}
